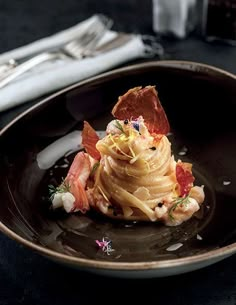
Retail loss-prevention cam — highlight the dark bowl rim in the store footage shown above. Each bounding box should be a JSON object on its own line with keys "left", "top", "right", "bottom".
{"left": 0, "top": 60, "right": 236, "bottom": 271}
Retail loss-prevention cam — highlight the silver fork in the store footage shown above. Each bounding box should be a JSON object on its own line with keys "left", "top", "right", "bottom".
{"left": 0, "top": 15, "right": 112, "bottom": 89}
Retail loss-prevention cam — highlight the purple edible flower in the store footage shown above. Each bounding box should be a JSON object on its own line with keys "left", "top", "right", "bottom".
{"left": 132, "top": 122, "right": 140, "bottom": 132}
{"left": 95, "top": 237, "right": 115, "bottom": 255}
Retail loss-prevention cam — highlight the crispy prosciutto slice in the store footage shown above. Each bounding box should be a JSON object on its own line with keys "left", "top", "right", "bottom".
{"left": 176, "top": 161, "right": 195, "bottom": 197}
{"left": 111, "top": 86, "right": 170, "bottom": 135}
{"left": 82, "top": 121, "right": 100, "bottom": 160}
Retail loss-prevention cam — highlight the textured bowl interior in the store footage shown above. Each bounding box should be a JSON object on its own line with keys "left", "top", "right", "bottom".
{"left": 0, "top": 61, "right": 236, "bottom": 269}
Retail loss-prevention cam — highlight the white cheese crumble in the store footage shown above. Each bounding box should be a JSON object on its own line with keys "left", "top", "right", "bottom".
{"left": 166, "top": 243, "right": 183, "bottom": 251}
{"left": 155, "top": 204, "right": 168, "bottom": 218}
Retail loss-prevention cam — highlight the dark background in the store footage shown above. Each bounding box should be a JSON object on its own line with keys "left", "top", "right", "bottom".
{"left": 0, "top": 1, "right": 236, "bottom": 304}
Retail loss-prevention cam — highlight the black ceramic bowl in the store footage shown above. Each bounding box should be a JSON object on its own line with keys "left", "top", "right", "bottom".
{"left": 0, "top": 61, "right": 236, "bottom": 278}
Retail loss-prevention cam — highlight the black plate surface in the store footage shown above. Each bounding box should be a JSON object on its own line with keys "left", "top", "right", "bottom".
{"left": 0, "top": 61, "right": 235, "bottom": 275}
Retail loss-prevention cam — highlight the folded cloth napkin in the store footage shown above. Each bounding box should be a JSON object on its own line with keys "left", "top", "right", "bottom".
{"left": 0, "top": 15, "right": 149, "bottom": 112}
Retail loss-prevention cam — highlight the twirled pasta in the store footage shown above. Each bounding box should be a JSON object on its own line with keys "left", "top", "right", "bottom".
{"left": 87, "top": 117, "right": 205, "bottom": 225}
{"left": 51, "top": 86, "right": 205, "bottom": 226}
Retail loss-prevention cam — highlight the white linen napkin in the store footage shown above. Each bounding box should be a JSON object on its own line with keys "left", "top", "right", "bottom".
{"left": 0, "top": 15, "right": 148, "bottom": 112}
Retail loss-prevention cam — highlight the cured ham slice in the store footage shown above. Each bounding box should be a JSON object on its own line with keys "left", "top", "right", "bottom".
{"left": 112, "top": 86, "right": 170, "bottom": 135}
{"left": 176, "top": 161, "right": 195, "bottom": 197}
{"left": 82, "top": 121, "right": 100, "bottom": 160}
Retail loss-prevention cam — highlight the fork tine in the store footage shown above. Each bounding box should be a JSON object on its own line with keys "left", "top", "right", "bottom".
{"left": 78, "top": 21, "right": 105, "bottom": 46}
{"left": 0, "top": 15, "right": 113, "bottom": 88}
{"left": 85, "top": 18, "right": 113, "bottom": 49}
{"left": 65, "top": 20, "right": 105, "bottom": 49}
{"left": 64, "top": 15, "right": 113, "bottom": 59}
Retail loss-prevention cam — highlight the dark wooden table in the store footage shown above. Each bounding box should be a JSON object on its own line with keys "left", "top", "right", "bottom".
{"left": 0, "top": 1, "right": 236, "bottom": 304}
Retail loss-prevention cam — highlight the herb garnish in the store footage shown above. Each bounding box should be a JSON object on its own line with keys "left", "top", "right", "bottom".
{"left": 168, "top": 195, "right": 190, "bottom": 220}
{"left": 90, "top": 161, "right": 100, "bottom": 176}
{"left": 48, "top": 178, "right": 70, "bottom": 200}
{"left": 114, "top": 120, "right": 125, "bottom": 133}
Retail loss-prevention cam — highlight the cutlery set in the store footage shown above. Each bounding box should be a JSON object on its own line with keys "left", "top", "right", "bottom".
{"left": 0, "top": 15, "right": 132, "bottom": 89}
